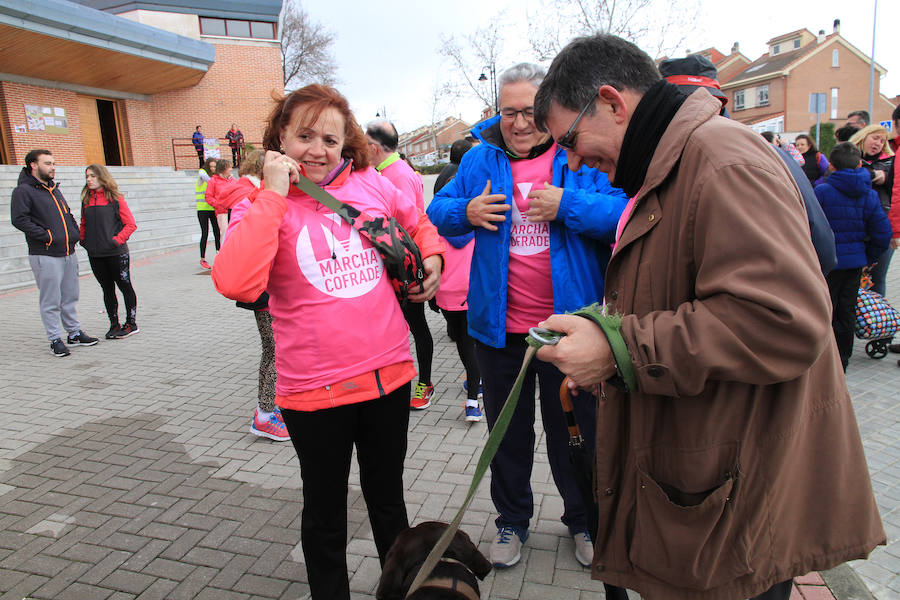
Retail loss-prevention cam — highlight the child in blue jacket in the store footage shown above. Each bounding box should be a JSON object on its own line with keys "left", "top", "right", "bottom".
{"left": 814, "top": 142, "right": 892, "bottom": 371}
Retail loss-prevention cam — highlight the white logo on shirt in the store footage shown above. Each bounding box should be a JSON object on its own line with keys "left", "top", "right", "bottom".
{"left": 296, "top": 214, "right": 384, "bottom": 298}
{"left": 510, "top": 182, "right": 550, "bottom": 256}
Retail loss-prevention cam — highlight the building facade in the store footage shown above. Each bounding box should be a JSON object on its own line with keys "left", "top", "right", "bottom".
{"left": 398, "top": 116, "right": 472, "bottom": 167}
{"left": 720, "top": 21, "right": 896, "bottom": 136}
{"left": 0, "top": 0, "right": 283, "bottom": 168}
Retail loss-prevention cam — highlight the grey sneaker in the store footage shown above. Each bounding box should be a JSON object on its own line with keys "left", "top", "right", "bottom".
{"left": 573, "top": 531, "right": 594, "bottom": 567}
{"left": 490, "top": 526, "right": 526, "bottom": 568}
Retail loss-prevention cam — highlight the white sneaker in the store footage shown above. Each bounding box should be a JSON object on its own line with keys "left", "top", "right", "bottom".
{"left": 490, "top": 526, "right": 526, "bottom": 568}
{"left": 573, "top": 531, "right": 594, "bottom": 567}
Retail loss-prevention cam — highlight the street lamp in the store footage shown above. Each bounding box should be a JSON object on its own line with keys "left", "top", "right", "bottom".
{"left": 478, "top": 65, "right": 498, "bottom": 116}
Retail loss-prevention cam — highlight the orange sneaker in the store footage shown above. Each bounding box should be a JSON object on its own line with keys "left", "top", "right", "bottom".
{"left": 410, "top": 382, "right": 434, "bottom": 410}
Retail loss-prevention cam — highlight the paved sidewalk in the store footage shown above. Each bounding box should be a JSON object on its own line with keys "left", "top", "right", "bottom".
{"left": 0, "top": 247, "right": 897, "bottom": 600}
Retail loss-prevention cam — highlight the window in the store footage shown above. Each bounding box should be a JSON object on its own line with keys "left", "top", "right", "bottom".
{"left": 831, "top": 87, "right": 838, "bottom": 119}
{"left": 793, "top": 39, "right": 801, "bottom": 49}
{"left": 200, "top": 17, "right": 276, "bottom": 39}
{"left": 832, "top": 49, "right": 839, "bottom": 67}
{"left": 757, "top": 85, "right": 769, "bottom": 107}
{"left": 250, "top": 21, "right": 276, "bottom": 39}
{"left": 199, "top": 17, "right": 226, "bottom": 36}
{"left": 734, "top": 90, "right": 745, "bottom": 110}
{"left": 772, "top": 44, "right": 780, "bottom": 55}
{"left": 225, "top": 19, "right": 251, "bottom": 38}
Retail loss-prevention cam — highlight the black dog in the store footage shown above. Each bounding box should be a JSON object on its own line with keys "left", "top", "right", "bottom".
{"left": 376, "top": 521, "right": 492, "bottom": 600}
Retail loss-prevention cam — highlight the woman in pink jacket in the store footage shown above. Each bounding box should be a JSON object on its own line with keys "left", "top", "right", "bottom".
{"left": 212, "top": 84, "right": 444, "bottom": 599}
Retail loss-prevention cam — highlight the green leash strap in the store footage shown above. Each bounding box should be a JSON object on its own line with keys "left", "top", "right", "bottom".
{"left": 292, "top": 174, "right": 363, "bottom": 227}
{"left": 405, "top": 330, "right": 562, "bottom": 597}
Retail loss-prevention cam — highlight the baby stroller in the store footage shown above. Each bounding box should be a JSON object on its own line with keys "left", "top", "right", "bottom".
{"left": 855, "top": 271, "right": 899, "bottom": 359}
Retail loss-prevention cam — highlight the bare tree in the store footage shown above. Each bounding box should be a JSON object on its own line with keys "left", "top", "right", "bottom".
{"left": 528, "top": 0, "right": 701, "bottom": 61}
{"left": 438, "top": 14, "right": 506, "bottom": 113}
{"left": 281, "top": 0, "right": 338, "bottom": 89}
{"left": 427, "top": 79, "right": 462, "bottom": 162}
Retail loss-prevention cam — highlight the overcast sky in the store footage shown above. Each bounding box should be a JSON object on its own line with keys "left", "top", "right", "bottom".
{"left": 301, "top": 0, "right": 898, "bottom": 134}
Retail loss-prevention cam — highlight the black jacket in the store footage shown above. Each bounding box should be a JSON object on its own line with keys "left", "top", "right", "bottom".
{"left": 862, "top": 153, "right": 894, "bottom": 213}
{"left": 10, "top": 168, "right": 80, "bottom": 257}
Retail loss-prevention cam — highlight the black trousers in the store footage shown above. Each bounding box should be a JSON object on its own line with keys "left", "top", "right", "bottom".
{"left": 88, "top": 253, "right": 137, "bottom": 325}
{"left": 197, "top": 210, "right": 221, "bottom": 257}
{"left": 441, "top": 309, "right": 480, "bottom": 400}
{"left": 281, "top": 383, "right": 411, "bottom": 600}
{"left": 402, "top": 301, "right": 433, "bottom": 384}
{"left": 475, "top": 336, "right": 596, "bottom": 535}
{"left": 826, "top": 267, "right": 862, "bottom": 371}
{"left": 195, "top": 148, "right": 204, "bottom": 168}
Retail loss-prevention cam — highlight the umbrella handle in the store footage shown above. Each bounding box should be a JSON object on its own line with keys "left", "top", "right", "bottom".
{"left": 559, "top": 377, "right": 583, "bottom": 441}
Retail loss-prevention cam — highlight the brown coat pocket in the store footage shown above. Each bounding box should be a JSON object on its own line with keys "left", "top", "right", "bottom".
{"left": 629, "top": 445, "right": 752, "bottom": 590}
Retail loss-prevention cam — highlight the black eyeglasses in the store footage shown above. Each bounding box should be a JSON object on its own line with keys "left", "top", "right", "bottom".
{"left": 556, "top": 94, "right": 596, "bottom": 150}
{"left": 500, "top": 107, "right": 535, "bottom": 121}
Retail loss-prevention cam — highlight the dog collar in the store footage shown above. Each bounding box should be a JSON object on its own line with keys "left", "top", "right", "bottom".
{"left": 418, "top": 578, "right": 481, "bottom": 600}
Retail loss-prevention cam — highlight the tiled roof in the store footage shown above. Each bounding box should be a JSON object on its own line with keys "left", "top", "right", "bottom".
{"left": 723, "top": 45, "right": 812, "bottom": 86}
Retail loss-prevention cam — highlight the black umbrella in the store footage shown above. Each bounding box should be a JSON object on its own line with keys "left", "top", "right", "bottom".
{"left": 558, "top": 378, "right": 598, "bottom": 540}
{"left": 559, "top": 379, "right": 629, "bottom": 600}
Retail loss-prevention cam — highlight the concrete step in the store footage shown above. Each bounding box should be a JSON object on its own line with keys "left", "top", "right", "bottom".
{"left": 1, "top": 166, "right": 200, "bottom": 290}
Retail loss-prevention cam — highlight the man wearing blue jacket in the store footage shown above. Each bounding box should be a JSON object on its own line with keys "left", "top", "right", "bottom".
{"left": 428, "top": 63, "right": 627, "bottom": 570}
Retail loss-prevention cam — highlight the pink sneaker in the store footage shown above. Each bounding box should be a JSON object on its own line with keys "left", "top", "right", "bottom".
{"left": 250, "top": 407, "right": 290, "bottom": 441}
{"left": 200, "top": 258, "right": 211, "bottom": 270}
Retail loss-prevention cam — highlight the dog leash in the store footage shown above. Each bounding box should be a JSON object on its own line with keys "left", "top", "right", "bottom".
{"left": 405, "top": 327, "right": 564, "bottom": 597}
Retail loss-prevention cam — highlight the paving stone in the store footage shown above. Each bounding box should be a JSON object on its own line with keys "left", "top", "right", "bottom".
{"left": 100, "top": 570, "right": 156, "bottom": 595}
{"left": 1, "top": 246, "right": 896, "bottom": 599}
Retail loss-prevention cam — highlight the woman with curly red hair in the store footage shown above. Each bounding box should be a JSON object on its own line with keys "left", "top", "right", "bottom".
{"left": 212, "top": 84, "right": 444, "bottom": 599}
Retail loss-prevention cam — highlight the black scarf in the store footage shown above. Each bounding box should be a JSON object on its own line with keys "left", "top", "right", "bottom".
{"left": 483, "top": 120, "right": 555, "bottom": 160}
{"left": 612, "top": 80, "right": 687, "bottom": 197}
{"left": 501, "top": 136, "right": 555, "bottom": 161}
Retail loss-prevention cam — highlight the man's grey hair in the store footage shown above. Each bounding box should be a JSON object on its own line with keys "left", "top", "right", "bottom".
{"left": 498, "top": 63, "right": 546, "bottom": 90}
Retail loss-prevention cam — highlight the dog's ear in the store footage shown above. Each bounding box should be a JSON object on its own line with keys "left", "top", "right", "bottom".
{"left": 376, "top": 528, "right": 416, "bottom": 600}
{"left": 444, "top": 529, "right": 493, "bottom": 580}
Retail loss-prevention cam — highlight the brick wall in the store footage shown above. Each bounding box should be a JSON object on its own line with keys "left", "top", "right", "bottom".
{"left": 1, "top": 41, "right": 283, "bottom": 168}
{"left": 142, "top": 41, "right": 284, "bottom": 168}
{"left": 726, "top": 77, "right": 787, "bottom": 126}
{"left": 786, "top": 40, "right": 894, "bottom": 131}
{"left": 0, "top": 81, "right": 86, "bottom": 166}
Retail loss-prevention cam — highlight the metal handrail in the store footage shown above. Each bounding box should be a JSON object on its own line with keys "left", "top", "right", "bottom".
{"left": 170, "top": 137, "right": 260, "bottom": 170}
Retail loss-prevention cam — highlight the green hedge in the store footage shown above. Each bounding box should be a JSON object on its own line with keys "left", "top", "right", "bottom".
{"left": 418, "top": 164, "right": 446, "bottom": 175}
{"left": 809, "top": 123, "right": 836, "bottom": 157}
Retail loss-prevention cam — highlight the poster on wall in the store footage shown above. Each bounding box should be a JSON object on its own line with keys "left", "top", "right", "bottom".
{"left": 203, "top": 137, "right": 221, "bottom": 159}
{"left": 24, "top": 105, "right": 69, "bottom": 134}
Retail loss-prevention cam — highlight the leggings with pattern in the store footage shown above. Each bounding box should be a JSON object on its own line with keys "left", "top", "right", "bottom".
{"left": 254, "top": 310, "right": 277, "bottom": 412}
{"left": 88, "top": 253, "right": 137, "bottom": 325}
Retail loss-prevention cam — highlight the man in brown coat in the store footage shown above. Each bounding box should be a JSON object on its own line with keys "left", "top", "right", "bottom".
{"left": 532, "top": 34, "right": 885, "bottom": 600}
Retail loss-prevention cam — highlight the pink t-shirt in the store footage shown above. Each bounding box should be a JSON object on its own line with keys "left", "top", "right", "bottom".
{"left": 435, "top": 237, "right": 474, "bottom": 311}
{"left": 506, "top": 148, "right": 555, "bottom": 333}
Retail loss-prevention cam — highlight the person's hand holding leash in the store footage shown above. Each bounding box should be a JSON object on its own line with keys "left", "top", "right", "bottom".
{"left": 536, "top": 314, "right": 617, "bottom": 390}
{"left": 263, "top": 150, "right": 300, "bottom": 197}
{"left": 408, "top": 255, "right": 442, "bottom": 302}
